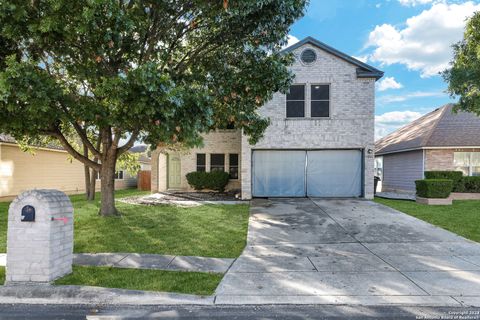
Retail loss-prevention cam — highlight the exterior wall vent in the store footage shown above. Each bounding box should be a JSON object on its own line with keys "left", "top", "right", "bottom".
{"left": 300, "top": 49, "right": 317, "bottom": 64}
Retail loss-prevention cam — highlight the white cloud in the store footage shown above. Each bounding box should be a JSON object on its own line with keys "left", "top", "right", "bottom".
{"left": 353, "top": 55, "right": 369, "bottom": 63}
{"left": 378, "top": 90, "right": 446, "bottom": 104}
{"left": 376, "top": 77, "right": 403, "bottom": 91}
{"left": 398, "top": 0, "right": 436, "bottom": 7}
{"left": 375, "top": 110, "right": 424, "bottom": 138}
{"left": 367, "top": 2, "right": 480, "bottom": 77}
{"left": 284, "top": 35, "right": 299, "bottom": 49}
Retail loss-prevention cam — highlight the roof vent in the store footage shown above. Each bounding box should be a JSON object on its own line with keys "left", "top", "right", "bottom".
{"left": 300, "top": 48, "right": 317, "bottom": 64}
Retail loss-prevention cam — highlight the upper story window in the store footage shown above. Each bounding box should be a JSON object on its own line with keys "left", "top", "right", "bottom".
{"left": 454, "top": 152, "right": 480, "bottom": 176}
{"left": 311, "top": 84, "right": 330, "bottom": 117}
{"left": 300, "top": 49, "right": 317, "bottom": 64}
{"left": 196, "top": 154, "right": 206, "bottom": 172}
{"left": 286, "top": 84, "right": 305, "bottom": 118}
{"left": 210, "top": 154, "right": 225, "bottom": 172}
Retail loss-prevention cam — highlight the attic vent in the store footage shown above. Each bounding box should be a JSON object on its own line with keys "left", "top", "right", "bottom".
{"left": 301, "top": 49, "right": 317, "bottom": 64}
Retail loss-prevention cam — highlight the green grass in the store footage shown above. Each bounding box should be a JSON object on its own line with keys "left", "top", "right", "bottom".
{"left": 0, "top": 189, "right": 250, "bottom": 257}
{"left": 54, "top": 266, "right": 222, "bottom": 295}
{"left": 375, "top": 198, "right": 480, "bottom": 242}
{"left": 0, "top": 266, "right": 4, "bottom": 284}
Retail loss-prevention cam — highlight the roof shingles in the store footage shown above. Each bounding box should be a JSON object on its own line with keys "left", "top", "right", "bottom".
{"left": 375, "top": 104, "right": 480, "bottom": 155}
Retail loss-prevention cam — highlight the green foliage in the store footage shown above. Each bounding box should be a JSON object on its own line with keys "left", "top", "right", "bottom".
{"left": 54, "top": 266, "right": 223, "bottom": 295}
{"left": 415, "top": 179, "right": 453, "bottom": 198}
{"left": 0, "top": 189, "right": 250, "bottom": 257}
{"left": 186, "top": 171, "right": 231, "bottom": 192}
{"left": 0, "top": 0, "right": 306, "bottom": 147}
{"left": 463, "top": 176, "right": 480, "bottom": 193}
{"left": 424, "top": 171, "right": 464, "bottom": 192}
{"left": 443, "top": 12, "right": 480, "bottom": 115}
{"left": 117, "top": 152, "right": 140, "bottom": 176}
{"left": 0, "top": 1, "right": 306, "bottom": 213}
{"left": 375, "top": 198, "right": 480, "bottom": 242}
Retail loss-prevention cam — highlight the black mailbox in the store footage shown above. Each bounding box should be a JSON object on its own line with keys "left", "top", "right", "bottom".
{"left": 21, "top": 205, "right": 35, "bottom": 222}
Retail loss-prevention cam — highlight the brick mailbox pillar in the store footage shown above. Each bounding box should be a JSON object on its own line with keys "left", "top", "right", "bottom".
{"left": 6, "top": 189, "right": 74, "bottom": 283}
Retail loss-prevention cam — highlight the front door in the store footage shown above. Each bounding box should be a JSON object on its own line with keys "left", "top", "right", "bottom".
{"left": 168, "top": 154, "right": 181, "bottom": 189}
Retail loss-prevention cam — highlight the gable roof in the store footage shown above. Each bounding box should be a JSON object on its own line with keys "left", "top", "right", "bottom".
{"left": 282, "top": 36, "right": 384, "bottom": 80}
{"left": 375, "top": 104, "right": 480, "bottom": 155}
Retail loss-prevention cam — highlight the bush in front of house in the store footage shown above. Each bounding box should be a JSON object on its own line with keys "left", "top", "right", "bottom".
{"left": 415, "top": 179, "right": 453, "bottom": 198}
{"left": 463, "top": 176, "right": 480, "bottom": 193}
{"left": 186, "top": 171, "right": 230, "bottom": 192}
{"left": 424, "top": 171, "right": 464, "bottom": 192}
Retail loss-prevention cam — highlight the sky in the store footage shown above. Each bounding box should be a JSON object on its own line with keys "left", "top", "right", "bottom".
{"left": 287, "top": 0, "right": 479, "bottom": 139}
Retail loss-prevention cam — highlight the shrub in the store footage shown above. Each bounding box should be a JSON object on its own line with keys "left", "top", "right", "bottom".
{"left": 424, "top": 171, "right": 464, "bottom": 192}
{"left": 463, "top": 176, "right": 480, "bottom": 193}
{"left": 415, "top": 179, "right": 453, "bottom": 198}
{"left": 186, "top": 171, "right": 230, "bottom": 192}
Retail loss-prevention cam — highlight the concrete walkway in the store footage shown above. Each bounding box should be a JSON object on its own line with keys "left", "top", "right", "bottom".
{"left": 215, "top": 198, "right": 480, "bottom": 306}
{"left": 0, "top": 253, "right": 233, "bottom": 273}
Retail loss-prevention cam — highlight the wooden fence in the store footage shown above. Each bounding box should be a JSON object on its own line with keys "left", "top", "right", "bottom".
{"left": 137, "top": 170, "right": 151, "bottom": 191}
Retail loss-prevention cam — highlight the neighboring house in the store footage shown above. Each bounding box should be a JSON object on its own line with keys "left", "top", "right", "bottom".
{"left": 130, "top": 145, "right": 152, "bottom": 171}
{"left": 151, "top": 36, "right": 383, "bottom": 199}
{"left": 375, "top": 104, "right": 480, "bottom": 193}
{"left": 0, "top": 134, "right": 137, "bottom": 201}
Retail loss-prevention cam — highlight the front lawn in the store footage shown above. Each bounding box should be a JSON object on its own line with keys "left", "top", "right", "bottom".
{"left": 54, "top": 266, "right": 223, "bottom": 295}
{"left": 375, "top": 198, "right": 480, "bottom": 242}
{"left": 0, "top": 189, "right": 250, "bottom": 258}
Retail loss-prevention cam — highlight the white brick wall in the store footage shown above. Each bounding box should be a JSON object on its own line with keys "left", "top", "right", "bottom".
{"left": 152, "top": 43, "right": 377, "bottom": 199}
{"left": 6, "top": 189, "right": 73, "bottom": 283}
{"left": 152, "top": 130, "right": 242, "bottom": 192}
{"left": 241, "top": 43, "right": 376, "bottom": 199}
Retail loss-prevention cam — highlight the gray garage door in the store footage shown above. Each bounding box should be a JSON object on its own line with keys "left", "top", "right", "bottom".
{"left": 252, "top": 150, "right": 362, "bottom": 197}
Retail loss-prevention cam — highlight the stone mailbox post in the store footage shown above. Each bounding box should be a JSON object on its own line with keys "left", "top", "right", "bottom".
{"left": 6, "top": 189, "right": 74, "bottom": 283}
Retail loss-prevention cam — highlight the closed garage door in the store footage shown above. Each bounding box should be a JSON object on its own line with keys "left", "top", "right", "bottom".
{"left": 252, "top": 150, "right": 362, "bottom": 197}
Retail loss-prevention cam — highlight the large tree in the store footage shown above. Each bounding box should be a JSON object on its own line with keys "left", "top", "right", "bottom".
{"left": 443, "top": 11, "right": 480, "bottom": 115}
{"left": 0, "top": 0, "right": 306, "bottom": 216}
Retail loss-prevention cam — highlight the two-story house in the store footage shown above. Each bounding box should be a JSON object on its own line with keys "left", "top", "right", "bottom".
{"left": 151, "top": 37, "right": 383, "bottom": 199}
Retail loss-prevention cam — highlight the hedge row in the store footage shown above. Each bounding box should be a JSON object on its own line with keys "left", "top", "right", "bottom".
{"left": 415, "top": 179, "right": 453, "bottom": 199}
{"left": 424, "top": 171, "right": 480, "bottom": 193}
{"left": 186, "top": 171, "right": 230, "bottom": 192}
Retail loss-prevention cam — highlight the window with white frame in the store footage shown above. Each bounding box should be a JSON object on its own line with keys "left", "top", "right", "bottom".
{"left": 454, "top": 152, "right": 480, "bottom": 176}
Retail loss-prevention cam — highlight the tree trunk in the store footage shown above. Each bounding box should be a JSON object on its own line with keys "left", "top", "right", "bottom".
{"left": 83, "top": 144, "right": 91, "bottom": 200}
{"left": 88, "top": 168, "right": 97, "bottom": 201}
{"left": 99, "top": 154, "right": 118, "bottom": 216}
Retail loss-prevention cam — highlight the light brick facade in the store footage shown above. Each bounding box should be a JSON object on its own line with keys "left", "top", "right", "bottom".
{"left": 241, "top": 43, "right": 376, "bottom": 199}
{"left": 425, "top": 148, "right": 480, "bottom": 171}
{"left": 152, "top": 40, "right": 378, "bottom": 199}
{"left": 6, "top": 189, "right": 73, "bottom": 283}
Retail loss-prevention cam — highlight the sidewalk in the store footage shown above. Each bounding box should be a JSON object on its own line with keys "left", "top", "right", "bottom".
{"left": 0, "top": 253, "right": 234, "bottom": 274}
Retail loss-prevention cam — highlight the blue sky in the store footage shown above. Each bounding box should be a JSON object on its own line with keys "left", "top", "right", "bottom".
{"left": 287, "top": 0, "right": 479, "bottom": 138}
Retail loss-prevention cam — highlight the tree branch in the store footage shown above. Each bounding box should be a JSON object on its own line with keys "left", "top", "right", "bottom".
{"left": 117, "top": 130, "right": 139, "bottom": 156}
{"left": 49, "top": 128, "right": 102, "bottom": 170}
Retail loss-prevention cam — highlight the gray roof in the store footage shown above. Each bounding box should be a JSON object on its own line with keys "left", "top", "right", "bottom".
{"left": 375, "top": 104, "right": 480, "bottom": 155}
{"left": 282, "top": 36, "right": 384, "bottom": 80}
{"left": 0, "top": 133, "right": 16, "bottom": 144}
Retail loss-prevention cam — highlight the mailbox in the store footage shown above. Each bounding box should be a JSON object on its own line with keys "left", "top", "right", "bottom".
{"left": 21, "top": 205, "right": 35, "bottom": 222}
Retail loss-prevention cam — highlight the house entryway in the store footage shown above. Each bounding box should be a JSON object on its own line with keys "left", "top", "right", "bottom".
{"left": 252, "top": 150, "right": 362, "bottom": 197}
{"left": 168, "top": 154, "right": 182, "bottom": 189}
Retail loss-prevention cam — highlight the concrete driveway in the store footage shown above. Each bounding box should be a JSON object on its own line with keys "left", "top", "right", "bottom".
{"left": 215, "top": 198, "right": 480, "bottom": 306}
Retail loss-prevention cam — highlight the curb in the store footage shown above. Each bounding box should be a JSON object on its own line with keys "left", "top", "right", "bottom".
{"left": 0, "top": 285, "right": 214, "bottom": 305}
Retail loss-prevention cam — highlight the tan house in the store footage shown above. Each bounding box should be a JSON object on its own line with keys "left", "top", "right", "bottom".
{"left": 375, "top": 104, "right": 480, "bottom": 193}
{"left": 152, "top": 37, "right": 383, "bottom": 199}
{"left": 0, "top": 134, "right": 137, "bottom": 201}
